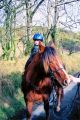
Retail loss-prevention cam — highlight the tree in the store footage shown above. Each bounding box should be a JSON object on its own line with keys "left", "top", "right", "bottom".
{"left": 0, "top": 0, "right": 13, "bottom": 60}
{"left": 0, "top": 0, "right": 80, "bottom": 59}
{"left": 60, "top": 39, "right": 78, "bottom": 55}
{"left": 33, "top": 0, "right": 80, "bottom": 44}
{"left": 24, "top": 0, "right": 45, "bottom": 41}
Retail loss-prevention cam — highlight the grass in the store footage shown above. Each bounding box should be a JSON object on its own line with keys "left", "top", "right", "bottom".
{"left": 0, "top": 57, "right": 27, "bottom": 120}
{"left": 0, "top": 51, "right": 80, "bottom": 120}
{"left": 0, "top": 73, "right": 25, "bottom": 120}
{"left": 60, "top": 51, "right": 80, "bottom": 74}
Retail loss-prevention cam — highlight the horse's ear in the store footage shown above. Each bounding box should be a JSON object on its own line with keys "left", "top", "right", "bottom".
{"left": 39, "top": 41, "right": 45, "bottom": 53}
{"left": 48, "top": 41, "right": 56, "bottom": 49}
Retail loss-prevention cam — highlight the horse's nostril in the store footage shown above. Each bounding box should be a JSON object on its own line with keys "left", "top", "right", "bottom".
{"left": 63, "top": 80, "right": 68, "bottom": 86}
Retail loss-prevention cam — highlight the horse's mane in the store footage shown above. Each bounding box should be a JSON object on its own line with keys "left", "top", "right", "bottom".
{"left": 42, "top": 46, "right": 56, "bottom": 73}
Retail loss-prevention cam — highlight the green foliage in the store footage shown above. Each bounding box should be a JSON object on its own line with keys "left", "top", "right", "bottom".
{"left": 21, "top": 36, "right": 33, "bottom": 55}
{"left": 0, "top": 25, "right": 80, "bottom": 60}
{"left": 60, "top": 39, "right": 78, "bottom": 55}
{"left": 24, "top": 41, "right": 33, "bottom": 55}
{"left": 0, "top": 108, "right": 7, "bottom": 120}
{"left": 1, "top": 72, "right": 22, "bottom": 98}
{"left": 0, "top": 72, "right": 25, "bottom": 120}
{"left": 8, "top": 72, "right": 22, "bottom": 92}
{"left": 0, "top": 105, "right": 15, "bottom": 120}
{"left": 50, "top": 26, "right": 56, "bottom": 40}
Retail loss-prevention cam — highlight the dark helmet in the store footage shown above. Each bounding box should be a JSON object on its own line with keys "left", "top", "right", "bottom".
{"left": 33, "top": 33, "right": 44, "bottom": 41}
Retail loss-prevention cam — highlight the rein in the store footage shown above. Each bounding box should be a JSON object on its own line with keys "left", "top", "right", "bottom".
{"left": 49, "top": 66, "right": 65, "bottom": 87}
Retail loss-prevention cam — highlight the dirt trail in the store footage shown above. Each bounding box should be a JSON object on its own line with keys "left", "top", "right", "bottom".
{"left": 19, "top": 82, "right": 78, "bottom": 120}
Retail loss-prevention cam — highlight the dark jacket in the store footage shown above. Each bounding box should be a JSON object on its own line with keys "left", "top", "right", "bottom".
{"left": 30, "top": 45, "right": 39, "bottom": 58}
{"left": 25, "top": 45, "right": 39, "bottom": 68}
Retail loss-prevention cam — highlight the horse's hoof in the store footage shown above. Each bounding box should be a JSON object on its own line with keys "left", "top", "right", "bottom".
{"left": 56, "top": 106, "right": 60, "bottom": 112}
{"left": 22, "top": 118, "right": 26, "bottom": 120}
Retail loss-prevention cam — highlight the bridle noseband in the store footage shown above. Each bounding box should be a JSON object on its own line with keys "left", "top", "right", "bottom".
{"left": 51, "top": 67, "right": 64, "bottom": 73}
{"left": 49, "top": 66, "right": 67, "bottom": 87}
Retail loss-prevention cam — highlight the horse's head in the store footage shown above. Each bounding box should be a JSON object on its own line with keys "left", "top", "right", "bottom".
{"left": 39, "top": 41, "right": 45, "bottom": 53}
{"left": 41, "top": 46, "right": 70, "bottom": 86}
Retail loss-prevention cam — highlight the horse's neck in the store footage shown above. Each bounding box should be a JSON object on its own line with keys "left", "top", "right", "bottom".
{"left": 25, "top": 53, "right": 42, "bottom": 80}
{"left": 25, "top": 53, "right": 49, "bottom": 83}
{"left": 26, "top": 53, "right": 40, "bottom": 70}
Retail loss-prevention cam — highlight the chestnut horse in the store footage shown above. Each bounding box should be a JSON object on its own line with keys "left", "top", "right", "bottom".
{"left": 21, "top": 44, "right": 70, "bottom": 120}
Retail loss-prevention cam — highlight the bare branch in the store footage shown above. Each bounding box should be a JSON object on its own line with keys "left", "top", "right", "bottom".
{"left": 31, "top": 0, "right": 44, "bottom": 17}
{"left": 56, "top": 0, "right": 80, "bottom": 7}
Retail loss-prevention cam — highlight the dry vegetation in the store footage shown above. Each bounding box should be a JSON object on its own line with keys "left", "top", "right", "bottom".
{"left": 0, "top": 56, "right": 28, "bottom": 76}
{"left": 60, "top": 51, "right": 80, "bottom": 74}
{"left": 0, "top": 51, "right": 80, "bottom": 76}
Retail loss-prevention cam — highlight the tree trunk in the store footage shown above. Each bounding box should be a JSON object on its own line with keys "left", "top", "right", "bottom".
{"left": 25, "top": 0, "right": 32, "bottom": 42}
{"left": 51, "top": 0, "right": 58, "bottom": 44}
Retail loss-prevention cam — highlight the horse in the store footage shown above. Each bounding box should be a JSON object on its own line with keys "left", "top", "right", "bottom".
{"left": 21, "top": 42, "right": 70, "bottom": 120}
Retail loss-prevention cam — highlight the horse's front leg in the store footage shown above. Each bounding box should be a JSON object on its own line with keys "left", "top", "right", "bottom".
{"left": 43, "top": 97, "right": 49, "bottom": 120}
{"left": 25, "top": 101, "right": 34, "bottom": 120}
{"left": 56, "top": 93, "right": 61, "bottom": 112}
{"left": 56, "top": 88, "right": 63, "bottom": 112}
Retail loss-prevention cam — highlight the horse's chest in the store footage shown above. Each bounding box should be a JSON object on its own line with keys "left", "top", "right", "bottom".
{"left": 38, "top": 77, "right": 52, "bottom": 94}
{"left": 33, "top": 62, "right": 46, "bottom": 79}
{"left": 39, "top": 77, "right": 51, "bottom": 86}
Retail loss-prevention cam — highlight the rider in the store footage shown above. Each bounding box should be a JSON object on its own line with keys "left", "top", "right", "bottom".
{"left": 31, "top": 33, "right": 44, "bottom": 57}
{"left": 25, "top": 33, "right": 44, "bottom": 68}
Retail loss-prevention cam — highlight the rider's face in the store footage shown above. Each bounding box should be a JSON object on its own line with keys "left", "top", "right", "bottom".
{"left": 34, "top": 40, "right": 40, "bottom": 45}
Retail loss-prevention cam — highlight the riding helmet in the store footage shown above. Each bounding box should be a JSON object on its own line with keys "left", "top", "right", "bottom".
{"left": 33, "top": 33, "right": 44, "bottom": 41}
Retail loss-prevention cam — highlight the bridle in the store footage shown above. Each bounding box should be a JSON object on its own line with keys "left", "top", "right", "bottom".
{"left": 49, "top": 65, "right": 67, "bottom": 87}
{"left": 51, "top": 67, "right": 64, "bottom": 73}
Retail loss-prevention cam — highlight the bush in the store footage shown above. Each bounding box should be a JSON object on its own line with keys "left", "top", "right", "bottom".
{"left": 0, "top": 72, "right": 25, "bottom": 120}
{"left": 20, "top": 36, "right": 33, "bottom": 56}
{"left": 60, "top": 39, "right": 78, "bottom": 55}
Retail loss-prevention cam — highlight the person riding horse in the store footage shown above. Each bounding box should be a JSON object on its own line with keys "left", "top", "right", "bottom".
{"left": 25, "top": 33, "right": 65, "bottom": 112}
{"left": 25, "top": 33, "right": 59, "bottom": 107}
{"left": 25, "top": 33, "right": 44, "bottom": 68}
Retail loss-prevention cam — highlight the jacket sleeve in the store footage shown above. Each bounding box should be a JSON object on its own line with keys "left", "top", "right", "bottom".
{"left": 25, "top": 46, "right": 39, "bottom": 69}
{"left": 30, "top": 46, "right": 39, "bottom": 57}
